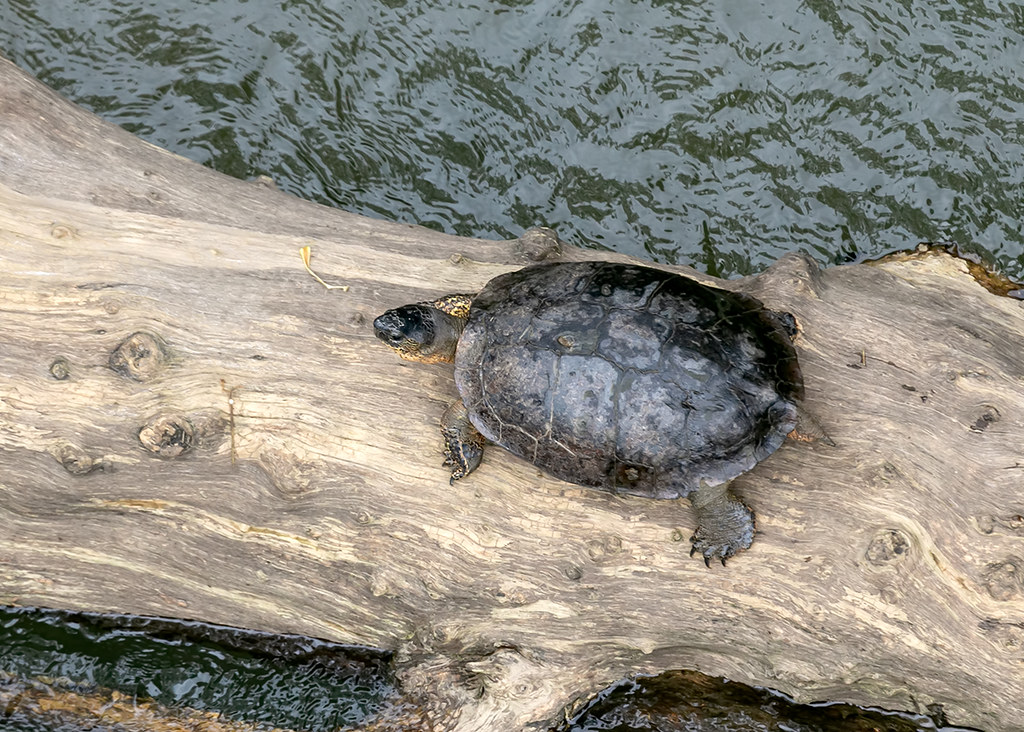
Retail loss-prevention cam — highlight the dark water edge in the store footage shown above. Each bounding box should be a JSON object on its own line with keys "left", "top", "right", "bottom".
{"left": 1, "top": 606, "right": 987, "bottom": 732}
{"left": 559, "top": 671, "right": 984, "bottom": 732}
{"left": 0, "top": 605, "right": 393, "bottom": 731}
{"left": 1, "top": 0, "right": 1022, "bottom": 277}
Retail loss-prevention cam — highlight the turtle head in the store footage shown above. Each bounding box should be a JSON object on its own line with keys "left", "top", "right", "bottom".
{"left": 373, "top": 303, "right": 464, "bottom": 364}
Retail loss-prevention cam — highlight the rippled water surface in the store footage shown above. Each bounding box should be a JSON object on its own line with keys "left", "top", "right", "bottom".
{"left": 0, "top": 606, "right": 392, "bottom": 731}
{"left": 1, "top": 0, "right": 1022, "bottom": 276}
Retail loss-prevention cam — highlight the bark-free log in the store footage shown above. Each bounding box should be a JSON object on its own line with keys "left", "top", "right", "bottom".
{"left": 1, "top": 56, "right": 1023, "bottom": 732}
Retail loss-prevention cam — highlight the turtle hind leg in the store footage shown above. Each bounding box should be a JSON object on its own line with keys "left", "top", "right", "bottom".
{"left": 440, "top": 400, "right": 485, "bottom": 485}
{"left": 790, "top": 405, "right": 835, "bottom": 446}
{"left": 687, "top": 481, "right": 755, "bottom": 566}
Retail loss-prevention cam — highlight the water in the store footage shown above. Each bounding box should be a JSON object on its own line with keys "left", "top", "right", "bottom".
{"left": 0, "top": 606, "right": 392, "bottom": 731}
{"left": 1, "top": 0, "right": 1021, "bottom": 277}
{"left": 559, "top": 671, "right": 983, "bottom": 732}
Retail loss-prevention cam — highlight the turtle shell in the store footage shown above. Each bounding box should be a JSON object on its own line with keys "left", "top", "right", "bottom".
{"left": 453, "top": 261, "right": 802, "bottom": 499}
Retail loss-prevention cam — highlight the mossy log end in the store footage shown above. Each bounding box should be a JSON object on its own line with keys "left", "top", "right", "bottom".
{"left": 1, "top": 57, "right": 1023, "bottom": 732}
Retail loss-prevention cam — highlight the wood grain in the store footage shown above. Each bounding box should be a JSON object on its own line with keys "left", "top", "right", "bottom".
{"left": 1, "top": 56, "right": 1022, "bottom": 731}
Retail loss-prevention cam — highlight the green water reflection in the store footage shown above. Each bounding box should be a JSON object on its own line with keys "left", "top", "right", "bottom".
{"left": 1, "top": 0, "right": 1021, "bottom": 276}
{"left": 0, "top": 606, "right": 390, "bottom": 731}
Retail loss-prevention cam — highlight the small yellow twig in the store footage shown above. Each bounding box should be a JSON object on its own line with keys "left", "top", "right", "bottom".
{"left": 300, "top": 245, "right": 350, "bottom": 291}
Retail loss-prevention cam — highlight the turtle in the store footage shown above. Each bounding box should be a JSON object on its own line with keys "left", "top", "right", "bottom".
{"left": 372, "top": 260, "right": 806, "bottom": 564}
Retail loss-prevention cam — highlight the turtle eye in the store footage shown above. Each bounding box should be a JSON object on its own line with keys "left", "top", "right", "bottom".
{"left": 373, "top": 305, "right": 436, "bottom": 352}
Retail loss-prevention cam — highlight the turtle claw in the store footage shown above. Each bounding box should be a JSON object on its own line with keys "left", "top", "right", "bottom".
{"left": 687, "top": 483, "right": 754, "bottom": 567}
{"left": 689, "top": 529, "right": 742, "bottom": 568}
{"left": 440, "top": 401, "right": 484, "bottom": 485}
{"left": 444, "top": 444, "right": 480, "bottom": 484}
{"left": 447, "top": 461, "right": 470, "bottom": 484}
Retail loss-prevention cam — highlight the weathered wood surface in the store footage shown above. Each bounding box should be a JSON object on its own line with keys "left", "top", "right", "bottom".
{"left": 1, "top": 56, "right": 1023, "bottom": 731}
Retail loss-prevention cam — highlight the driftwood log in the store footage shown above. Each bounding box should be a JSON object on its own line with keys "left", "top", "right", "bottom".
{"left": 1, "top": 56, "right": 1023, "bottom": 732}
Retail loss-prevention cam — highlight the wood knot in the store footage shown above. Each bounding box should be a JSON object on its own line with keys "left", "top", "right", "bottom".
{"left": 139, "top": 414, "right": 195, "bottom": 458}
{"left": 494, "top": 584, "right": 530, "bottom": 605}
{"left": 51, "top": 441, "right": 108, "bottom": 475}
{"left": 586, "top": 535, "right": 623, "bottom": 562}
{"left": 257, "top": 448, "right": 318, "bottom": 497}
{"left": 865, "top": 529, "right": 911, "bottom": 565}
{"left": 974, "top": 513, "right": 1024, "bottom": 536}
{"left": 50, "top": 223, "right": 78, "bottom": 239}
{"left": 979, "top": 618, "right": 1024, "bottom": 654}
{"left": 49, "top": 357, "right": 71, "bottom": 380}
{"left": 982, "top": 558, "right": 1024, "bottom": 601}
{"left": 463, "top": 646, "right": 536, "bottom": 700}
{"left": 516, "top": 227, "right": 562, "bottom": 261}
{"left": 968, "top": 404, "right": 1000, "bottom": 433}
{"left": 369, "top": 575, "right": 390, "bottom": 597}
{"left": 109, "top": 331, "right": 169, "bottom": 381}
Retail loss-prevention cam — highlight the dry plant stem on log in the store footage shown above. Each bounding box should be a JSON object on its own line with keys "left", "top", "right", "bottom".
{"left": 1, "top": 56, "right": 1023, "bottom": 732}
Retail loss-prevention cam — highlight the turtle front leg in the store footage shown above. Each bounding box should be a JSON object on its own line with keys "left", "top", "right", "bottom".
{"left": 440, "top": 400, "right": 485, "bottom": 484}
{"left": 687, "top": 481, "right": 755, "bottom": 567}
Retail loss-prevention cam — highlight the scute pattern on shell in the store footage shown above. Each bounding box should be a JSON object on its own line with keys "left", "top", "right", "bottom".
{"left": 454, "top": 261, "right": 802, "bottom": 499}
